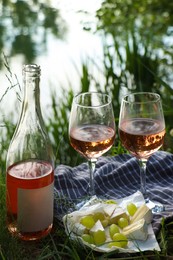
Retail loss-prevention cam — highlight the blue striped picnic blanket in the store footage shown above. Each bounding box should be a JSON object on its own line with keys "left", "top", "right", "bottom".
{"left": 54, "top": 151, "right": 173, "bottom": 235}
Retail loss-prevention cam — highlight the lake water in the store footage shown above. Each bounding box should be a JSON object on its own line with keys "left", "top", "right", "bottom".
{"left": 0, "top": 0, "right": 103, "bottom": 120}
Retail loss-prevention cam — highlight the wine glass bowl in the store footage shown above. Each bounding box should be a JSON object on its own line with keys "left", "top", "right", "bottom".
{"left": 118, "top": 92, "right": 166, "bottom": 212}
{"left": 119, "top": 118, "right": 165, "bottom": 160}
{"left": 70, "top": 124, "right": 115, "bottom": 160}
{"left": 69, "top": 92, "right": 116, "bottom": 197}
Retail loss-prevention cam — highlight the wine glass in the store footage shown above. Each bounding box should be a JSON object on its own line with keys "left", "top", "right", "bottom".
{"left": 69, "top": 92, "right": 116, "bottom": 197}
{"left": 118, "top": 92, "right": 166, "bottom": 212}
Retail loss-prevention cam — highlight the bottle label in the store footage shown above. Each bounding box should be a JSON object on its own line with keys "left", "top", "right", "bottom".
{"left": 17, "top": 182, "right": 54, "bottom": 232}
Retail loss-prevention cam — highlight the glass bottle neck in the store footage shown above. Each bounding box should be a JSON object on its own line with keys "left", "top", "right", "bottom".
{"left": 22, "top": 64, "right": 42, "bottom": 116}
{"left": 23, "top": 75, "right": 40, "bottom": 111}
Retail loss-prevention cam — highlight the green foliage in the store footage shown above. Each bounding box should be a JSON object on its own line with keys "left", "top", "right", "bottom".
{"left": 0, "top": 0, "right": 67, "bottom": 65}
{"left": 44, "top": 56, "right": 97, "bottom": 167}
{"left": 96, "top": 0, "right": 173, "bottom": 47}
{"left": 95, "top": 0, "right": 173, "bottom": 128}
{"left": 46, "top": 87, "right": 80, "bottom": 166}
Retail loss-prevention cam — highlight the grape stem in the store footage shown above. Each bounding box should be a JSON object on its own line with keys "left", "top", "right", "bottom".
{"left": 88, "top": 158, "right": 97, "bottom": 196}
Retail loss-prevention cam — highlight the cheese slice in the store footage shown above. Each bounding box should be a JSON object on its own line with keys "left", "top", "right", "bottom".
{"left": 90, "top": 220, "right": 104, "bottom": 233}
{"left": 123, "top": 218, "right": 148, "bottom": 241}
{"left": 103, "top": 203, "right": 118, "bottom": 217}
{"left": 72, "top": 222, "right": 87, "bottom": 236}
{"left": 130, "top": 204, "right": 152, "bottom": 224}
{"left": 109, "top": 207, "right": 128, "bottom": 225}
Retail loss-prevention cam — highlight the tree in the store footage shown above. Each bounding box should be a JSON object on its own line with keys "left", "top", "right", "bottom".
{"left": 0, "top": 0, "right": 67, "bottom": 66}
{"left": 94, "top": 0, "right": 173, "bottom": 124}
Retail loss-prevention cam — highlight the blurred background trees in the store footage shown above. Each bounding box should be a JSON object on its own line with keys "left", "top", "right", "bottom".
{"left": 0, "top": 0, "right": 67, "bottom": 66}
{"left": 94, "top": 0, "right": 173, "bottom": 122}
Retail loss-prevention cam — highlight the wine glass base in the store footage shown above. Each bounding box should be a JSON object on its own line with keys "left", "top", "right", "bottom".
{"left": 146, "top": 199, "right": 165, "bottom": 213}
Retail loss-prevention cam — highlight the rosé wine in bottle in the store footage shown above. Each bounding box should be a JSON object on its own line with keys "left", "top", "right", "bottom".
{"left": 6, "top": 160, "right": 54, "bottom": 241}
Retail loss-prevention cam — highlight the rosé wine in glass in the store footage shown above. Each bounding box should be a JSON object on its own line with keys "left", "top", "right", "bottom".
{"left": 69, "top": 92, "right": 116, "bottom": 197}
{"left": 118, "top": 92, "right": 166, "bottom": 213}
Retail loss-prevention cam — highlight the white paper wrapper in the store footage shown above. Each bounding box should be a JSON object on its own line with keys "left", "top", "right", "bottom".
{"left": 63, "top": 191, "right": 160, "bottom": 253}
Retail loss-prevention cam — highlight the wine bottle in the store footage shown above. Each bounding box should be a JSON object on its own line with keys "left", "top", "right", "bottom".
{"left": 6, "top": 64, "right": 54, "bottom": 240}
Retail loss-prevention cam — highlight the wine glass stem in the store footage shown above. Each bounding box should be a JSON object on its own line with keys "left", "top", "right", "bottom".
{"left": 139, "top": 159, "right": 149, "bottom": 203}
{"left": 88, "top": 158, "right": 97, "bottom": 196}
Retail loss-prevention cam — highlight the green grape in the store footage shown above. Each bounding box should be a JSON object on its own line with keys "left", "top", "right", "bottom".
{"left": 117, "top": 217, "right": 128, "bottom": 229}
{"left": 80, "top": 215, "right": 95, "bottom": 229}
{"left": 93, "top": 212, "right": 105, "bottom": 222}
{"left": 82, "top": 234, "right": 94, "bottom": 244}
{"left": 108, "top": 241, "right": 122, "bottom": 248}
{"left": 92, "top": 230, "right": 106, "bottom": 245}
{"left": 127, "top": 203, "right": 138, "bottom": 216}
{"left": 112, "top": 233, "right": 128, "bottom": 248}
{"left": 105, "top": 199, "right": 117, "bottom": 204}
{"left": 109, "top": 224, "right": 120, "bottom": 239}
{"left": 101, "top": 218, "right": 109, "bottom": 228}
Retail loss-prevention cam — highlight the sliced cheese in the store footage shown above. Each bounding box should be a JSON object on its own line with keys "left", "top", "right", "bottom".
{"left": 72, "top": 222, "right": 87, "bottom": 236}
{"left": 123, "top": 218, "right": 148, "bottom": 241}
{"left": 90, "top": 220, "right": 104, "bottom": 233}
{"left": 109, "top": 207, "right": 128, "bottom": 225}
{"left": 103, "top": 203, "right": 118, "bottom": 217}
{"left": 130, "top": 204, "right": 152, "bottom": 224}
